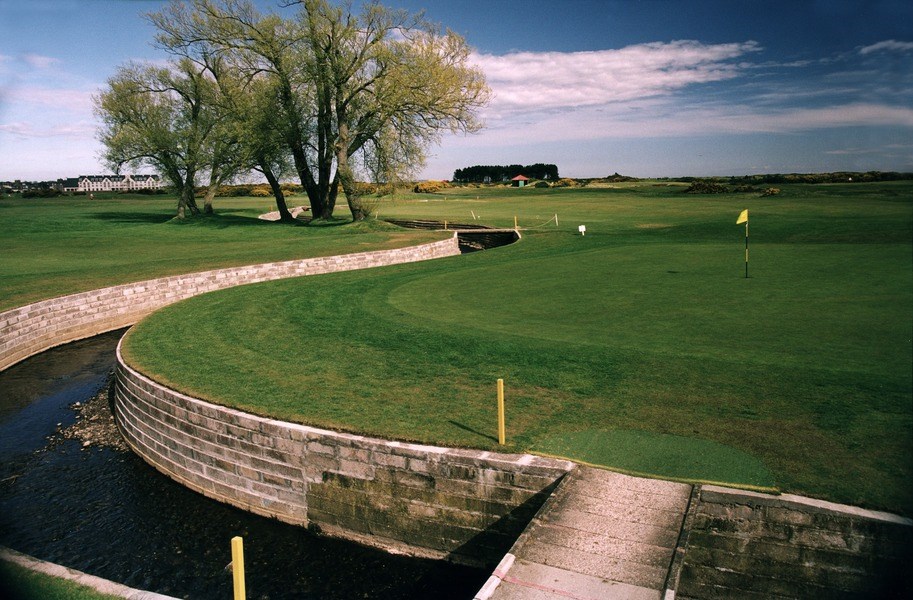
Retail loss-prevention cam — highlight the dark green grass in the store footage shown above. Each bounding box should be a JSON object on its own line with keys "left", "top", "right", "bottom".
{"left": 124, "top": 182, "right": 913, "bottom": 513}
{"left": 0, "top": 194, "right": 445, "bottom": 312}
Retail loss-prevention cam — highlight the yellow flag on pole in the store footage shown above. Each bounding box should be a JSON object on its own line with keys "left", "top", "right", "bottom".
{"left": 736, "top": 209, "right": 749, "bottom": 224}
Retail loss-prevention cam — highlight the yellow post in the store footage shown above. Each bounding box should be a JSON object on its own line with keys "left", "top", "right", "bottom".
{"left": 514, "top": 215, "right": 518, "bottom": 230}
{"left": 497, "top": 379, "right": 505, "bottom": 445}
{"left": 444, "top": 220, "right": 448, "bottom": 230}
{"left": 232, "top": 536, "right": 246, "bottom": 600}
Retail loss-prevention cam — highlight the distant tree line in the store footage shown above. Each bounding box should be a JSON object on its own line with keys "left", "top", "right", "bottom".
{"left": 662, "top": 171, "right": 912, "bottom": 185}
{"left": 452, "top": 163, "right": 559, "bottom": 183}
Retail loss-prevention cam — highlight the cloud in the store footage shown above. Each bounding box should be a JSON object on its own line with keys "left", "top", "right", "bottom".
{"left": 444, "top": 101, "right": 913, "bottom": 150}
{"left": 0, "top": 120, "right": 95, "bottom": 139}
{"left": 455, "top": 38, "right": 913, "bottom": 152}
{"left": 859, "top": 40, "right": 913, "bottom": 55}
{"left": 3, "top": 85, "right": 96, "bottom": 113}
{"left": 472, "top": 40, "right": 762, "bottom": 113}
{"left": 21, "top": 53, "right": 60, "bottom": 70}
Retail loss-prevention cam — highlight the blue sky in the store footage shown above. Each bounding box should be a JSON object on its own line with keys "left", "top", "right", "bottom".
{"left": 1, "top": 0, "right": 912, "bottom": 181}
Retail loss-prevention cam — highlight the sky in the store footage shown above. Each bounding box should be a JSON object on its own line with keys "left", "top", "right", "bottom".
{"left": 1, "top": 0, "right": 912, "bottom": 181}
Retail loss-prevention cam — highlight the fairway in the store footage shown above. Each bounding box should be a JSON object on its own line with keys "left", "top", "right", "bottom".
{"left": 120, "top": 182, "right": 913, "bottom": 513}
{"left": 0, "top": 194, "right": 446, "bottom": 312}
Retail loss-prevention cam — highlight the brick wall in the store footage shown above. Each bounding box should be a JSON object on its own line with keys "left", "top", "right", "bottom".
{"left": 0, "top": 237, "right": 460, "bottom": 372}
{"left": 675, "top": 485, "right": 913, "bottom": 599}
{"left": 114, "top": 344, "right": 574, "bottom": 567}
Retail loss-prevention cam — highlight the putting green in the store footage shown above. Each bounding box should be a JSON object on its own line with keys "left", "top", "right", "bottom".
{"left": 534, "top": 429, "right": 777, "bottom": 491}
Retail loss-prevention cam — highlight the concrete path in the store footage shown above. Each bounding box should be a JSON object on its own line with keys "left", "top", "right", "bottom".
{"left": 480, "top": 467, "right": 692, "bottom": 600}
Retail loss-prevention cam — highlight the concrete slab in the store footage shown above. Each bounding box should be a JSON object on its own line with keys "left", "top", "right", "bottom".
{"left": 520, "top": 542, "right": 670, "bottom": 588}
{"left": 494, "top": 558, "right": 662, "bottom": 600}
{"left": 486, "top": 467, "right": 692, "bottom": 600}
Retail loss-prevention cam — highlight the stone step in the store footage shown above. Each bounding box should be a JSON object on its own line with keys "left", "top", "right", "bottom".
{"left": 487, "top": 467, "right": 693, "bottom": 600}
{"left": 494, "top": 558, "right": 662, "bottom": 600}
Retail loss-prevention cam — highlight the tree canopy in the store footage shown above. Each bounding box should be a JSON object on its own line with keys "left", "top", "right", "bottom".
{"left": 95, "top": 58, "right": 236, "bottom": 218}
{"left": 99, "top": 0, "right": 490, "bottom": 221}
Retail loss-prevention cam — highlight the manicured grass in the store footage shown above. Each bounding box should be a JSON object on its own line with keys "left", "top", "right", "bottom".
{"left": 0, "top": 560, "right": 121, "bottom": 600}
{"left": 123, "top": 182, "right": 913, "bottom": 513}
{"left": 0, "top": 193, "right": 446, "bottom": 312}
{"left": 534, "top": 429, "right": 777, "bottom": 491}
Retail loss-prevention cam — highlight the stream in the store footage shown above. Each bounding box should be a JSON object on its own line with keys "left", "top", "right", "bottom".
{"left": 0, "top": 330, "right": 487, "bottom": 599}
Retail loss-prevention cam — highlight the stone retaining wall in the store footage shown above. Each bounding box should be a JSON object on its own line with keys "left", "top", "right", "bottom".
{"left": 0, "top": 237, "right": 459, "bottom": 372}
{"left": 114, "top": 343, "right": 575, "bottom": 567}
{"left": 675, "top": 485, "right": 913, "bottom": 599}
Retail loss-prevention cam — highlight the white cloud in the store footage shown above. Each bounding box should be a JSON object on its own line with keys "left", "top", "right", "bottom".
{"left": 859, "top": 40, "right": 913, "bottom": 55}
{"left": 21, "top": 53, "right": 60, "bottom": 70}
{"left": 444, "top": 101, "right": 913, "bottom": 150}
{"left": 473, "top": 40, "right": 761, "bottom": 113}
{"left": 3, "top": 85, "right": 96, "bottom": 113}
{"left": 456, "top": 39, "right": 913, "bottom": 152}
{"left": 0, "top": 119, "right": 95, "bottom": 139}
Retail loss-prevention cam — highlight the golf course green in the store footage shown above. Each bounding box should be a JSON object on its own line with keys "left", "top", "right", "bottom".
{"left": 113, "top": 181, "right": 912, "bottom": 513}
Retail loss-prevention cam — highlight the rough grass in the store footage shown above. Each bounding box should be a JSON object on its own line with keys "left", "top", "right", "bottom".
{"left": 123, "top": 182, "right": 913, "bottom": 513}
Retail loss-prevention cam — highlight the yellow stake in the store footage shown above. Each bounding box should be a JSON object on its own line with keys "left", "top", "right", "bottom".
{"left": 514, "top": 215, "right": 518, "bottom": 230}
{"left": 232, "top": 536, "right": 246, "bottom": 600}
{"left": 497, "top": 379, "right": 505, "bottom": 445}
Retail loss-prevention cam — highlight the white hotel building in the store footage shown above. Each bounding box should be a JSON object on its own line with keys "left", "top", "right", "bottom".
{"left": 74, "top": 174, "right": 164, "bottom": 193}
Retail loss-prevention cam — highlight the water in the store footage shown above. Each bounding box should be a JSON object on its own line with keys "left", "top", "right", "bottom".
{"left": 0, "top": 331, "right": 487, "bottom": 599}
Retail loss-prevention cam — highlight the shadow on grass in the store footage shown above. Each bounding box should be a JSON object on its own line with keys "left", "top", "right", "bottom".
{"left": 91, "top": 211, "right": 309, "bottom": 229}
{"left": 90, "top": 211, "right": 175, "bottom": 225}
{"left": 448, "top": 420, "right": 498, "bottom": 444}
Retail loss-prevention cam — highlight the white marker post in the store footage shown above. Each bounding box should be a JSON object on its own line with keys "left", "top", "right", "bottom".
{"left": 578, "top": 225, "right": 586, "bottom": 236}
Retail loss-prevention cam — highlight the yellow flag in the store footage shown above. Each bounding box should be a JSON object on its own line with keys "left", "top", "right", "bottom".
{"left": 736, "top": 209, "right": 749, "bottom": 224}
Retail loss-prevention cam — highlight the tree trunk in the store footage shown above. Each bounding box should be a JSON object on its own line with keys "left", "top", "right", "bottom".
{"left": 203, "top": 188, "right": 216, "bottom": 215}
{"left": 336, "top": 121, "right": 366, "bottom": 221}
{"left": 203, "top": 168, "right": 220, "bottom": 215}
{"left": 176, "top": 185, "right": 200, "bottom": 219}
{"left": 261, "top": 162, "right": 296, "bottom": 223}
{"left": 177, "top": 170, "right": 200, "bottom": 218}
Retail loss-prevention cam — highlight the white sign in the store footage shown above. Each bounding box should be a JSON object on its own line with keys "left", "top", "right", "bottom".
{"left": 578, "top": 225, "right": 586, "bottom": 236}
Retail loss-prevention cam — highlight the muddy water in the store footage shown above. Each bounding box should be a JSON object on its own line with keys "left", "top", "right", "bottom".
{"left": 0, "top": 331, "right": 486, "bottom": 599}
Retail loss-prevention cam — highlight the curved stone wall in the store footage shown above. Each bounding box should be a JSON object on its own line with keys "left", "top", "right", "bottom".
{"left": 0, "top": 237, "right": 459, "bottom": 372}
{"left": 114, "top": 341, "right": 574, "bottom": 566}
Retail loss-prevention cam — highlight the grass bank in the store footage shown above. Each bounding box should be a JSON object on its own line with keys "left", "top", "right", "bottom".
{"left": 123, "top": 182, "right": 913, "bottom": 513}
{"left": 0, "top": 194, "right": 446, "bottom": 312}
{"left": 0, "top": 559, "right": 120, "bottom": 600}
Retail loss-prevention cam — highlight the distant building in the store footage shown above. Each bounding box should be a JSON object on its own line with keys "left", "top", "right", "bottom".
{"left": 511, "top": 174, "right": 530, "bottom": 187}
{"left": 57, "top": 178, "right": 80, "bottom": 192}
{"left": 77, "top": 174, "right": 163, "bottom": 193}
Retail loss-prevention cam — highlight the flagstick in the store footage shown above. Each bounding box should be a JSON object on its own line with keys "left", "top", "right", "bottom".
{"left": 744, "top": 220, "right": 749, "bottom": 279}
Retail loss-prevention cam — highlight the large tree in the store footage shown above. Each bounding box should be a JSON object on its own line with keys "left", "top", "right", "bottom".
{"left": 95, "top": 58, "right": 238, "bottom": 219}
{"left": 149, "top": 0, "right": 489, "bottom": 221}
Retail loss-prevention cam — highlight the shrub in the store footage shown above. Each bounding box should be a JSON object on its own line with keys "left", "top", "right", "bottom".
{"left": 684, "top": 181, "right": 729, "bottom": 194}
{"left": 250, "top": 185, "right": 273, "bottom": 197}
{"left": 22, "top": 188, "right": 61, "bottom": 198}
{"left": 413, "top": 180, "right": 451, "bottom": 193}
{"left": 552, "top": 178, "right": 578, "bottom": 187}
{"left": 534, "top": 181, "right": 550, "bottom": 188}
{"left": 762, "top": 187, "right": 781, "bottom": 196}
